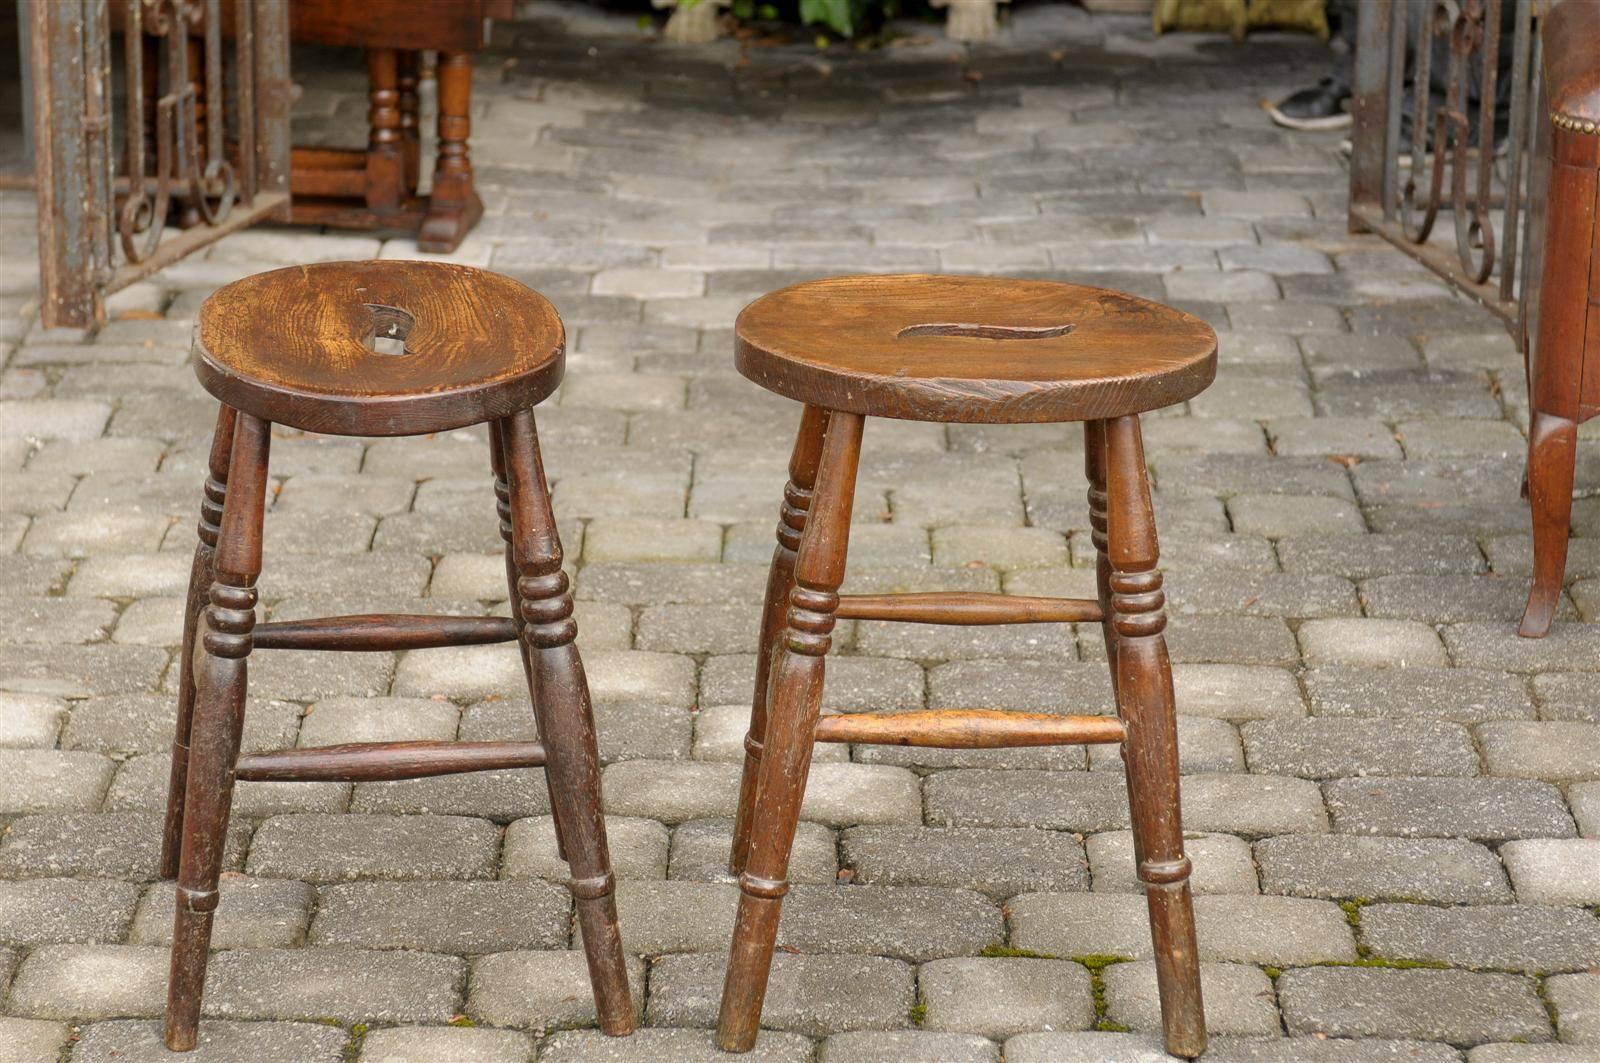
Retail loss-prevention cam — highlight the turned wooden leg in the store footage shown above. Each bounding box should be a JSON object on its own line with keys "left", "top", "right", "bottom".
{"left": 161, "top": 406, "right": 238, "bottom": 881}
{"left": 417, "top": 51, "right": 484, "bottom": 253}
{"left": 1521, "top": 411, "right": 1578, "bottom": 638}
{"left": 501, "top": 410, "right": 634, "bottom": 1036}
{"left": 165, "top": 413, "right": 271, "bottom": 1051}
{"left": 365, "top": 48, "right": 406, "bottom": 213}
{"left": 397, "top": 51, "right": 422, "bottom": 194}
{"left": 1085, "top": 420, "right": 1119, "bottom": 700}
{"left": 490, "top": 420, "right": 568, "bottom": 862}
{"left": 730, "top": 405, "right": 829, "bottom": 877}
{"left": 1103, "top": 415, "right": 1205, "bottom": 1059}
{"left": 718, "top": 412, "right": 865, "bottom": 1054}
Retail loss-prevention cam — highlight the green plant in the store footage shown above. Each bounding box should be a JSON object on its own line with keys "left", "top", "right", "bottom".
{"left": 662, "top": 0, "right": 923, "bottom": 38}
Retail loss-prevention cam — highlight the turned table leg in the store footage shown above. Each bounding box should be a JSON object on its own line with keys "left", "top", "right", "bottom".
{"left": 165, "top": 413, "right": 272, "bottom": 1051}
{"left": 730, "top": 405, "right": 829, "bottom": 877}
{"left": 718, "top": 412, "right": 865, "bottom": 1053}
{"left": 364, "top": 47, "right": 406, "bottom": 213}
{"left": 418, "top": 51, "right": 484, "bottom": 253}
{"left": 1103, "top": 415, "right": 1205, "bottom": 1059}
{"left": 397, "top": 51, "right": 422, "bottom": 194}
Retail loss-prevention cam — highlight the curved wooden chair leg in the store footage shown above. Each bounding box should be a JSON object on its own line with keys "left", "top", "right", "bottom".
{"left": 1521, "top": 412, "right": 1577, "bottom": 638}
{"left": 165, "top": 413, "right": 271, "bottom": 1051}
{"left": 502, "top": 410, "right": 634, "bottom": 1035}
{"left": 731, "top": 405, "right": 828, "bottom": 877}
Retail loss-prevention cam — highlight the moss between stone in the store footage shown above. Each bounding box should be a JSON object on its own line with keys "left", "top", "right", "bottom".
{"left": 1327, "top": 956, "right": 1451, "bottom": 971}
{"left": 908, "top": 1001, "right": 928, "bottom": 1026}
{"left": 980, "top": 943, "right": 1054, "bottom": 959}
{"left": 448, "top": 1015, "right": 476, "bottom": 1027}
{"left": 341, "top": 1024, "right": 369, "bottom": 1063}
{"left": 1075, "top": 954, "right": 1132, "bottom": 1032}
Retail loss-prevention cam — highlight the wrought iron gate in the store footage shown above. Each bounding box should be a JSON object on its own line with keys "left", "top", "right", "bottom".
{"left": 26, "top": 0, "right": 291, "bottom": 328}
{"left": 1347, "top": 0, "right": 1549, "bottom": 346}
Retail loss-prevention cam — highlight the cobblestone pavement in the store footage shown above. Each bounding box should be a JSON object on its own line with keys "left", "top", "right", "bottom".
{"left": 3, "top": 2, "right": 1599, "bottom": 1061}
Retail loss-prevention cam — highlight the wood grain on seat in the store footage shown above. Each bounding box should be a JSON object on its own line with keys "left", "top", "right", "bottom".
{"left": 195, "top": 260, "right": 564, "bottom": 436}
{"left": 734, "top": 273, "right": 1218, "bottom": 423}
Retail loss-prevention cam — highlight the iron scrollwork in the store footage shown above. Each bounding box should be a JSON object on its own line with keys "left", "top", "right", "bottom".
{"left": 119, "top": 0, "right": 237, "bottom": 264}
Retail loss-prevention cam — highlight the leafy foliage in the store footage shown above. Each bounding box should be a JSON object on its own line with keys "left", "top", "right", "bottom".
{"left": 799, "top": 0, "right": 864, "bottom": 36}
{"left": 681, "top": 0, "right": 922, "bottom": 38}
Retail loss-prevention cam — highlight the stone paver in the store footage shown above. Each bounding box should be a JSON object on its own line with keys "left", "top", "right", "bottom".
{"left": 1360, "top": 903, "right": 1600, "bottom": 974}
{"left": 1277, "top": 967, "right": 1551, "bottom": 1046}
{"left": 0, "top": 2, "right": 1578, "bottom": 1052}
{"left": 1256, "top": 835, "right": 1512, "bottom": 903}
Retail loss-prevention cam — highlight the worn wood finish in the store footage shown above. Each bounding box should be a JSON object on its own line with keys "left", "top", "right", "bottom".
{"left": 735, "top": 275, "right": 1217, "bottom": 424}
{"left": 163, "top": 264, "right": 630, "bottom": 1049}
{"left": 814, "top": 710, "right": 1125, "bottom": 748}
{"left": 160, "top": 404, "right": 237, "bottom": 881}
{"left": 253, "top": 613, "right": 516, "bottom": 651}
{"left": 718, "top": 274, "right": 1206, "bottom": 1057}
{"left": 501, "top": 410, "right": 635, "bottom": 1035}
{"left": 719, "top": 411, "right": 865, "bottom": 1053}
{"left": 1103, "top": 415, "right": 1205, "bottom": 1058}
{"left": 235, "top": 740, "right": 545, "bottom": 782}
{"left": 1520, "top": 10, "right": 1600, "bottom": 637}
{"left": 194, "top": 261, "right": 564, "bottom": 436}
{"left": 835, "top": 591, "right": 1102, "bottom": 625}
{"left": 730, "top": 405, "right": 829, "bottom": 879}
{"left": 165, "top": 411, "right": 271, "bottom": 1051}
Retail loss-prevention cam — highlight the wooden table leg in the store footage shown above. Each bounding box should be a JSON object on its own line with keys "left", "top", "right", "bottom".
{"left": 718, "top": 412, "right": 864, "bottom": 1054}
{"left": 397, "top": 50, "right": 422, "bottom": 194}
{"left": 730, "top": 405, "right": 829, "bottom": 877}
{"left": 165, "top": 412, "right": 271, "bottom": 1051}
{"left": 418, "top": 51, "right": 483, "bottom": 253}
{"left": 365, "top": 47, "right": 406, "bottom": 213}
{"left": 502, "top": 410, "right": 634, "bottom": 1036}
{"left": 1103, "top": 414, "right": 1205, "bottom": 1060}
{"left": 161, "top": 405, "right": 236, "bottom": 881}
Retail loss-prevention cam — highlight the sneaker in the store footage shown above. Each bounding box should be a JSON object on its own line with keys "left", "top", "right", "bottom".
{"left": 1265, "top": 77, "right": 1353, "bottom": 131}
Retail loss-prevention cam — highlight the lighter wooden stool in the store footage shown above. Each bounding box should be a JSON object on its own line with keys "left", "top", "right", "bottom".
{"left": 160, "top": 261, "right": 633, "bottom": 1049}
{"left": 717, "top": 275, "right": 1216, "bottom": 1058}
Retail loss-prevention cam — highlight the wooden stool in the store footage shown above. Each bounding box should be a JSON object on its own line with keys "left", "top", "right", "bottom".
{"left": 716, "top": 275, "right": 1217, "bottom": 1059}
{"left": 160, "top": 261, "right": 633, "bottom": 1050}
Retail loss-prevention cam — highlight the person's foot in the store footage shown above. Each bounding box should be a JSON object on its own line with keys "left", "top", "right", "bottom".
{"left": 1265, "top": 76, "right": 1352, "bottom": 131}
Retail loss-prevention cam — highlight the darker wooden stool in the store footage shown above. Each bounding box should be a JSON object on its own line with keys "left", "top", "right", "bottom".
{"left": 160, "top": 261, "right": 633, "bottom": 1050}
{"left": 716, "top": 275, "right": 1216, "bottom": 1059}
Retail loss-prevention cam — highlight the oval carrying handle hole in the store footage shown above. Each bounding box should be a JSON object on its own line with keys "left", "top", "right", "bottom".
{"left": 363, "top": 303, "right": 416, "bottom": 356}
{"left": 896, "top": 322, "right": 1076, "bottom": 341}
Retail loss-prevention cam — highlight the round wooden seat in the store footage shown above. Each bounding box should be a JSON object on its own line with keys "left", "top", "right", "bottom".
{"left": 735, "top": 274, "right": 1217, "bottom": 423}
{"left": 194, "top": 261, "right": 564, "bottom": 436}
